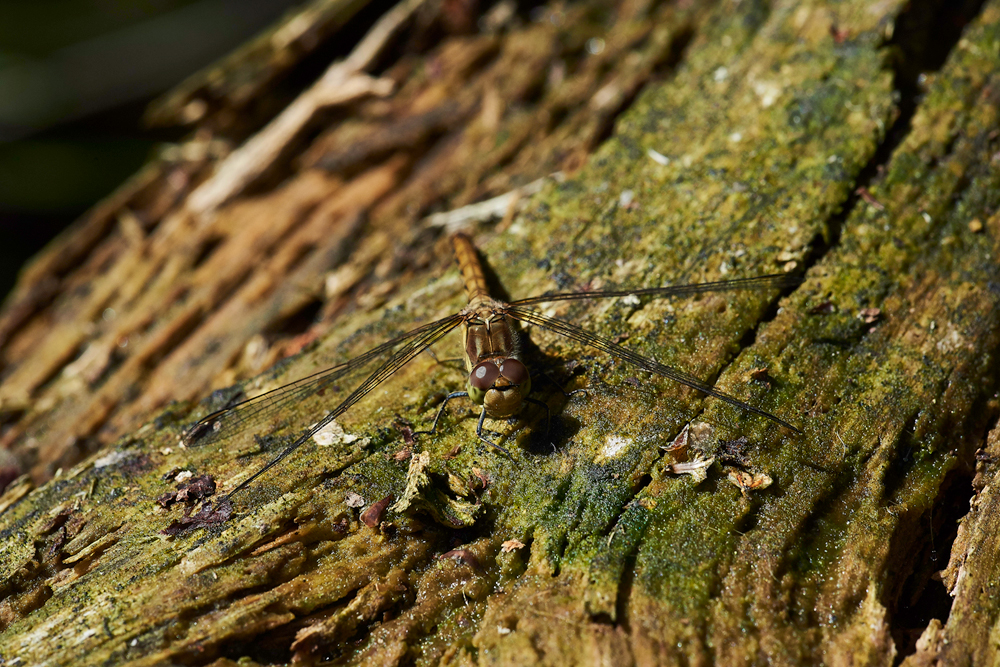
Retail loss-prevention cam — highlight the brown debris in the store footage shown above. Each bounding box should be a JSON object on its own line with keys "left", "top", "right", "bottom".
{"left": 716, "top": 437, "right": 751, "bottom": 468}
{"left": 396, "top": 419, "right": 417, "bottom": 447}
{"left": 662, "top": 423, "right": 691, "bottom": 452}
{"left": 854, "top": 185, "right": 884, "bottom": 210}
{"left": 160, "top": 497, "right": 233, "bottom": 536}
{"left": 156, "top": 474, "right": 217, "bottom": 509}
{"left": 663, "top": 423, "right": 727, "bottom": 484}
{"left": 181, "top": 419, "right": 222, "bottom": 446}
{"left": 471, "top": 466, "right": 490, "bottom": 490}
{"left": 662, "top": 421, "right": 714, "bottom": 454}
{"left": 748, "top": 367, "right": 773, "bottom": 388}
{"left": 360, "top": 495, "right": 394, "bottom": 528}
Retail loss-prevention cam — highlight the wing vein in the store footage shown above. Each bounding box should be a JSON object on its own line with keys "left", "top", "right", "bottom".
{"left": 508, "top": 306, "right": 800, "bottom": 433}
{"left": 220, "top": 313, "right": 465, "bottom": 497}
{"left": 511, "top": 273, "right": 800, "bottom": 307}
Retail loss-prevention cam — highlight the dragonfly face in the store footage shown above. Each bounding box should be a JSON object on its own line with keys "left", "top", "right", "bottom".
{"left": 467, "top": 357, "right": 532, "bottom": 418}
{"left": 462, "top": 305, "right": 532, "bottom": 418}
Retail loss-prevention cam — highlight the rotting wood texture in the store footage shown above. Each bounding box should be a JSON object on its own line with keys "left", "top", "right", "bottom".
{"left": 1, "top": 0, "right": 999, "bottom": 665}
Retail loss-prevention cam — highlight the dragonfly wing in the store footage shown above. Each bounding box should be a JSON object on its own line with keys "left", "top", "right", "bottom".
{"left": 510, "top": 273, "right": 800, "bottom": 307}
{"left": 508, "top": 306, "right": 800, "bottom": 433}
{"left": 185, "top": 314, "right": 465, "bottom": 449}
{"left": 217, "top": 312, "right": 465, "bottom": 498}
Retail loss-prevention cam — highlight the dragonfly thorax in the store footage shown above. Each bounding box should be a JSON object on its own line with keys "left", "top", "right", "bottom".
{"left": 461, "top": 302, "right": 530, "bottom": 418}
{"left": 467, "top": 358, "right": 531, "bottom": 418}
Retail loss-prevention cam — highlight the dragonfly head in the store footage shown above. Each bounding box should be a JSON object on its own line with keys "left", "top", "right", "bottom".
{"left": 467, "top": 358, "right": 531, "bottom": 418}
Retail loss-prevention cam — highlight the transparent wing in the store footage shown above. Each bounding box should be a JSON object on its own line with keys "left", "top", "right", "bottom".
{"left": 184, "top": 313, "right": 464, "bottom": 495}
{"left": 217, "top": 312, "right": 464, "bottom": 498}
{"left": 186, "top": 314, "right": 463, "bottom": 447}
{"left": 508, "top": 305, "right": 800, "bottom": 433}
{"left": 510, "top": 273, "right": 800, "bottom": 307}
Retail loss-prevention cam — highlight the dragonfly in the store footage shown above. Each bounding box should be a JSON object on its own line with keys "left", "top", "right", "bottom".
{"left": 185, "top": 233, "right": 801, "bottom": 502}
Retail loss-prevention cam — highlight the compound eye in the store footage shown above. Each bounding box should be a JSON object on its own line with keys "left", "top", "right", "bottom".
{"left": 499, "top": 359, "right": 528, "bottom": 385}
{"left": 470, "top": 362, "right": 501, "bottom": 391}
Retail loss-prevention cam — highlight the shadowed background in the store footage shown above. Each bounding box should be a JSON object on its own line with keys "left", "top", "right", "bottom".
{"left": 0, "top": 0, "right": 307, "bottom": 303}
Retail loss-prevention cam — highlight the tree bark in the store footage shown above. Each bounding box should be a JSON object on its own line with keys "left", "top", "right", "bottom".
{"left": 1, "top": 0, "right": 999, "bottom": 665}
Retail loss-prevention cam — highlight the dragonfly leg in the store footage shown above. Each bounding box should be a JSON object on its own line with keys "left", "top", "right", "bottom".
{"left": 525, "top": 396, "right": 551, "bottom": 436}
{"left": 474, "top": 408, "right": 515, "bottom": 460}
{"left": 539, "top": 369, "right": 588, "bottom": 399}
{"left": 414, "top": 391, "right": 469, "bottom": 437}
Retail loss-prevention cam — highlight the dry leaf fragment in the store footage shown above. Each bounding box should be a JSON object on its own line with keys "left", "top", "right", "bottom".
{"left": 669, "top": 456, "right": 715, "bottom": 484}
{"left": 662, "top": 421, "right": 714, "bottom": 454}
{"left": 501, "top": 539, "right": 525, "bottom": 553}
{"left": 727, "top": 470, "right": 773, "bottom": 497}
{"left": 662, "top": 423, "right": 690, "bottom": 452}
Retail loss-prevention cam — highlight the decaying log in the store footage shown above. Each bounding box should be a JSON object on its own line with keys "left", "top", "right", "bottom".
{"left": 1, "top": 0, "right": 999, "bottom": 665}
